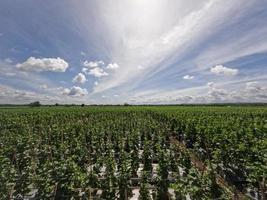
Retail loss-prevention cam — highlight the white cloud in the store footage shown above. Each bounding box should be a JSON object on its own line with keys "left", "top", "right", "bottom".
{"left": 72, "top": 73, "right": 87, "bottom": 84}
{"left": 207, "top": 82, "right": 228, "bottom": 101}
{"left": 106, "top": 63, "right": 119, "bottom": 70}
{"left": 245, "top": 81, "right": 265, "bottom": 95}
{"left": 83, "top": 60, "right": 104, "bottom": 68}
{"left": 94, "top": 81, "right": 98, "bottom": 86}
{"left": 2, "top": 1, "right": 266, "bottom": 104}
{"left": 91, "top": 0, "right": 241, "bottom": 93}
{"left": 63, "top": 86, "right": 88, "bottom": 96}
{"left": 129, "top": 79, "right": 267, "bottom": 104}
{"left": 82, "top": 60, "right": 108, "bottom": 77}
{"left": 16, "top": 57, "right": 69, "bottom": 72}
{"left": 77, "top": 0, "right": 260, "bottom": 95}
{"left": 81, "top": 68, "right": 87, "bottom": 74}
{"left": 87, "top": 67, "right": 108, "bottom": 78}
{"left": 210, "top": 65, "right": 238, "bottom": 76}
{"left": 207, "top": 82, "right": 214, "bottom": 87}
{"left": 0, "top": 84, "right": 61, "bottom": 104}
{"left": 183, "top": 75, "right": 194, "bottom": 80}
{"left": 0, "top": 60, "right": 61, "bottom": 95}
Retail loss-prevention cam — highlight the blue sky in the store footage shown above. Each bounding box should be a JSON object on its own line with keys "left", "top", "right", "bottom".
{"left": 0, "top": 0, "right": 267, "bottom": 104}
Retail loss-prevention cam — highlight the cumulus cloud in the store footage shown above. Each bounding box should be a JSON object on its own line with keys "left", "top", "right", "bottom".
{"left": 106, "top": 63, "right": 119, "bottom": 70}
{"left": 83, "top": 60, "right": 104, "bottom": 68}
{"left": 245, "top": 81, "right": 267, "bottom": 98}
{"left": 205, "top": 81, "right": 267, "bottom": 102}
{"left": 82, "top": 60, "right": 109, "bottom": 78}
{"left": 210, "top": 65, "right": 238, "bottom": 76}
{"left": 207, "top": 82, "right": 228, "bottom": 101}
{"left": 85, "top": 67, "right": 108, "bottom": 78}
{"left": 183, "top": 75, "right": 194, "bottom": 80}
{"left": 72, "top": 73, "right": 87, "bottom": 84}
{"left": 63, "top": 86, "right": 88, "bottom": 96}
{"left": 16, "top": 57, "right": 69, "bottom": 72}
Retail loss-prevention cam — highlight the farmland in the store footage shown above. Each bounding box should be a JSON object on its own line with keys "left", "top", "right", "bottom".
{"left": 0, "top": 106, "right": 266, "bottom": 200}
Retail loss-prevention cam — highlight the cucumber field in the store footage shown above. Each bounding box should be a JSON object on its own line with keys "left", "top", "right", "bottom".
{"left": 1, "top": 1, "right": 267, "bottom": 199}
{"left": 0, "top": 106, "right": 266, "bottom": 199}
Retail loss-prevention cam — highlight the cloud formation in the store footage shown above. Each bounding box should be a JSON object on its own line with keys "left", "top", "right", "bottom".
{"left": 63, "top": 86, "right": 88, "bottom": 96}
{"left": 210, "top": 65, "right": 238, "bottom": 76}
{"left": 129, "top": 80, "right": 267, "bottom": 104}
{"left": 16, "top": 57, "right": 69, "bottom": 72}
{"left": 106, "top": 63, "right": 119, "bottom": 70}
{"left": 81, "top": 60, "right": 109, "bottom": 78}
{"left": 85, "top": 67, "right": 108, "bottom": 78}
{"left": 83, "top": 60, "right": 105, "bottom": 68}
{"left": 0, "top": 0, "right": 267, "bottom": 104}
{"left": 91, "top": 0, "right": 251, "bottom": 93}
{"left": 0, "top": 84, "right": 60, "bottom": 104}
{"left": 183, "top": 75, "right": 194, "bottom": 80}
{"left": 72, "top": 73, "right": 87, "bottom": 84}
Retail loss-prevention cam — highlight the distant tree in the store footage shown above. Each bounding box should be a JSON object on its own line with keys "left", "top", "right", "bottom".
{"left": 55, "top": 103, "right": 59, "bottom": 106}
{"left": 81, "top": 104, "right": 85, "bottom": 107}
{"left": 124, "top": 103, "right": 130, "bottom": 106}
{"left": 29, "top": 101, "right": 41, "bottom": 107}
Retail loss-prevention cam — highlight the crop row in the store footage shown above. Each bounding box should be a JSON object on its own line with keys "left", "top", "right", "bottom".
{"left": 0, "top": 106, "right": 266, "bottom": 199}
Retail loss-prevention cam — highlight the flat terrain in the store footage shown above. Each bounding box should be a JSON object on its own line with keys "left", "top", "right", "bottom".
{"left": 0, "top": 106, "right": 266, "bottom": 199}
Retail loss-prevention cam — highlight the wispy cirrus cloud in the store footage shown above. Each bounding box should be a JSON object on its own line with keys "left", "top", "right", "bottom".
{"left": 87, "top": 0, "right": 260, "bottom": 94}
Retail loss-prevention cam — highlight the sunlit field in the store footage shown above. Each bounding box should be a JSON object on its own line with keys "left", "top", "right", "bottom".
{"left": 1, "top": 105, "right": 266, "bottom": 199}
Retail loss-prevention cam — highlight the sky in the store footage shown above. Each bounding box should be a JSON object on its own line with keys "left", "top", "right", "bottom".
{"left": 0, "top": 0, "right": 267, "bottom": 104}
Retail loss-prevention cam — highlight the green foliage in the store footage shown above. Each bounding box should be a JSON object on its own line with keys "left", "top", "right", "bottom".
{"left": 29, "top": 101, "right": 41, "bottom": 107}
{"left": 0, "top": 105, "right": 266, "bottom": 199}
